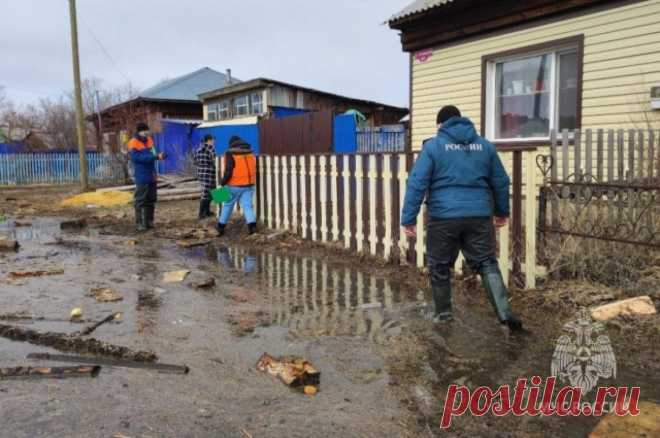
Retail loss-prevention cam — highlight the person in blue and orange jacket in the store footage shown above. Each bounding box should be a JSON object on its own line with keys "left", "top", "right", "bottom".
{"left": 127, "top": 122, "right": 165, "bottom": 232}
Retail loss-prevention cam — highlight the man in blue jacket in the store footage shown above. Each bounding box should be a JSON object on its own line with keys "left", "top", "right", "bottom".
{"left": 401, "top": 106, "right": 522, "bottom": 331}
{"left": 128, "top": 122, "right": 165, "bottom": 232}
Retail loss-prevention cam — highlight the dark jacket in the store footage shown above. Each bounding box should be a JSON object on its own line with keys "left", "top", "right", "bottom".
{"left": 128, "top": 135, "right": 157, "bottom": 186}
{"left": 220, "top": 140, "right": 256, "bottom": 187}
{"left": 401, "top": 117, "right": 510, "bottom": 225}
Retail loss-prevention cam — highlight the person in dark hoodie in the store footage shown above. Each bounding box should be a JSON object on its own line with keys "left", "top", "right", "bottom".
{"left": 216, "top": 135, "right": 257, "bottom": 236}
{"left": 401, "top": 105, "right": 522, "bottom": 331}
{"left": 193, "top": 134, "right": 217, "bottom": 219}
{"left": 127, "top": 122, "right": 165, "bottom": 232}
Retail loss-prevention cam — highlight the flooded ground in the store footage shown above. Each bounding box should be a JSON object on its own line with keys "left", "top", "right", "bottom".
{"left": 1, "top": 200, "right": 659, "bottom": 437}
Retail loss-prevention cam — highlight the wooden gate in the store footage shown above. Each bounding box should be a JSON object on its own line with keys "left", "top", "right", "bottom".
{"left": 258, "top": 110, "right": 333, "bottom": 155}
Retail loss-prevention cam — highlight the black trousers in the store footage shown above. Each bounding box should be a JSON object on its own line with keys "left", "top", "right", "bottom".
{"left": 426, "top": 217, "right": 499, "bottom": 287}
{"left": 134, "top": 182, "right": 157, "bottom": 208}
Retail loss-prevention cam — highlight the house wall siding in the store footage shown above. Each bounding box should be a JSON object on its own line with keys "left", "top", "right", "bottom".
{"left": 411, "top": 0, "right": 660, "bottom": 149}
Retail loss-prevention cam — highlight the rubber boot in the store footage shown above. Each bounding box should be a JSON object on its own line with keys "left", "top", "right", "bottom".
{"left": 203, "top": 199, "right": 213, "bottom": 218}
{"left": 136, "top": 208, "right": 148, "bottom": 232}
{"left": 146, "top": 205, "right": 155, "bottom": 229}
{"left": 431, "top": 284, "right": 453, "bottom": 323}
{"left": 215, "top": 222, "right": 225, "bottom": 237}
{"left": 247, "top": 222, "right": 257, "bottom": 235}
{"left": 198, "top": 200, "right": 206, "bottom": 220}
{"left": 480, "top": 263, "right": 523, "bottom": 331}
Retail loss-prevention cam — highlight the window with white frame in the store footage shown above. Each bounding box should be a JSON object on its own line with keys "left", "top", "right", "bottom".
{"left": 207, "top": 103, "right": 218, "bottom": 121}
{"left": 218, "top": 100, "right": 230, "bottom": 119}
{"left": 485, "top": 39, "right": 580, "bottom": 141}
{"left": 250, "top": 92, "right": 263, "bottom": 115}
{"left": 234, "top": 95, "right": 249, "bottom": 116}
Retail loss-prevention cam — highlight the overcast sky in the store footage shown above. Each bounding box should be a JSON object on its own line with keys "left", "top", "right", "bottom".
{"left": 1, "top": 0, "right": 410, "bottom": 107}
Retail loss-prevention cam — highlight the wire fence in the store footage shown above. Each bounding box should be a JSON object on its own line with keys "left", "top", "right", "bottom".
{"left": 0, "top": 152, "right": 124, "bottom": 186}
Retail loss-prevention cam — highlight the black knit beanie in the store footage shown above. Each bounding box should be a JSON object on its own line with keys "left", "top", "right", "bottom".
{"left": 136, "top": 122, "right": 149, "bottom": 132}
{"left": 436, "top": 106, "right": 461, "bottom": 124}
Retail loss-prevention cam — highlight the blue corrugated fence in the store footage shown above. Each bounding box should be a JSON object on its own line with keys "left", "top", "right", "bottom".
{"left": 0, "top": 153, "right": 123, "bottom": 186}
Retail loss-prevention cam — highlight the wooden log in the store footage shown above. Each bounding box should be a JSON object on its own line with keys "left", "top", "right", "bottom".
{"left": 0, "top": 324, "right": 157, "bottom": 362}
{"left": 0, "top": 365, "right": 100, "bottom": 380}
{"left": 157, "top": 187, "right": 201, "bottom": 196}
{"left": 27, "top": 353, "right": 189, "bottom": 374}
{"left": 158, "top": 194, "right": 200, "bottom": 202}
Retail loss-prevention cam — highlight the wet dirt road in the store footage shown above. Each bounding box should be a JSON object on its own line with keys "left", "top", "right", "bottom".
{"left": 1, "top": 217, "right": 659, "bottom": 437}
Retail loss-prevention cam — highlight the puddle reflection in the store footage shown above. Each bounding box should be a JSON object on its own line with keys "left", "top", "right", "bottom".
{"left": 218, "top": 246, "right": 427, "bottom": 341}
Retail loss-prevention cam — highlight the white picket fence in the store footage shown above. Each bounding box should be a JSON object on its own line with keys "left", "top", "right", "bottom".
{"left": 220, "top": 150, "right": 539, "bottom": 289}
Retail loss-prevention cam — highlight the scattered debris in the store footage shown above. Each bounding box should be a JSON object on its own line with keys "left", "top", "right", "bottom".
{"left": 60, "top": 191, "right": 132, "bottom": 208}
{"left": 80, "top": 312, "right": 123, "bottom": 336}
{"left": 27, "top": 353, "right": 189, "bottom": 374}
{"left": 193, "top": 276, "right": 216, "bottom": 289}
{"left": 177, "top": 239, "right": 211, "bottom": 248}
{"left": 89, "top": 287, "right": 123, "bottom": 302}
{"left": 591, "top": 296, "right": 657, "bottom": 321}
{"left": 8, "top": 268, "right": 64, "bottom": 279}
{"left": 0, "top": 238, "right": 19, "bottom": 252}
{"left": 0, "top": 365, "right": 101, "bottom": 380}
{"left": 303, "top": 385, "right": 318, "bottom": 395}
{"left": 163, "top": 270, "right": 190, "bottom": 283}
{"left": 589, "top": 401, "right": 660, "bottom": 437}
{"left": 13, "top": 221, "right": 31, "bottom": 227}
{"left": 60, "top": 218, "right": 87, "bottom": 230}
{"left": 70, "top": 307, "right": 83, "bottom": 321}
{"left": 256, "top": 353, "right": 320, "bottom": 393}
{"left": 0, "top": 324, "right": 157, "bottom": 362}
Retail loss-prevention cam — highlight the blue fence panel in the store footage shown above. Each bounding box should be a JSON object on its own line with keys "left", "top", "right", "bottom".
{"left": 152, "top": 121, "right": 197, "bottom": 174}
{"left": 192, "top": 124, "right": 260, "bottom": 156}
{"left": 0, "top": 152, "right": 122, "bottom": 186}
{"left": 356, "top": 125, "right": 406, "bottom": 153}
{"left": 333, "top": 115, "right": 358, "bottom": 153}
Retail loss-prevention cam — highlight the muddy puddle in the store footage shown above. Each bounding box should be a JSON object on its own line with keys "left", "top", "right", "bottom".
{"left": 202, "top": 245, "right": 427, "bottom": 341}
{"left": 2, "top": 217, "right": 658, "bottom": 437}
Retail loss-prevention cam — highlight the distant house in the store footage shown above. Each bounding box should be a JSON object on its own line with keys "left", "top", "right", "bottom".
{"left": 92, "top": 67, "right": 238, "bottom": 152}
{"left": 389, "top": 0, "right": 660, "bottom": 150}
{"left": 198, "top": 78, "right": 408, "bottom": 127}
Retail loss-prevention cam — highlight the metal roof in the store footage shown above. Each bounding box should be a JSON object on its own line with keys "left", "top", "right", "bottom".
{"left": 389, "top": 0, "right": 454, "bottom": 23}
{"left": 139, "top": 67, "right": 239, "bottom": 102}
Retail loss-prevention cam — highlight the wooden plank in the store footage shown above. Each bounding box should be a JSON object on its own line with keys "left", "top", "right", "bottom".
{"left": 330, "top": 155, "right": 340, "bottom": 242}
{"left": 342, "top": 155, "right": 351, "bottom": 249}
{"left": 274, "top": 156, "right": 281, "bottom": 228}
{"left": 561, "top": 129, "right": 569, "bottom": 181}
{"left": 397, "top": 154, "right": 409, "bottom": 263}
{"left": 596, "top": 129, "right": 604, "bottom": 182}
{"left": 355, "top": 155, "right": 364, "bottom": 253}
{"left": 282, "top": 156, "right": 290, "bottom": 230}
{"left": 607, "top": 129, "right": 615, "bottom": 182}
{"left": 637, "top": 130, "right": 645, "bottom": 180}
{"left": 382, "top": 155, "right": 393, "bottom": 260}
{"left": 368, "top": 155, "right": 378, "bottom": 255}
{"left": 309, "top": 155, "right": 317, "bottom": 241}
{"left": 291, "top": 156, "right": 298, "bottom": 232}
{"left": 574, "top": 129, "right": 582, "bottom": 180}
{"left": 524, "top": 151, "right": 537, "bottom": 290}
{"left": 299, "top": 156, "right": 308, "bottom": 239}
{"left": 649, "top": 130, "right": 656, "bottom": 181}
{"left": 319, "top": 155, "right": 328, "bottom": 242}
{"left": 617, "top": 129, "right": 625, "bottom": 182}
{"left": 628, "top": 129, "right": 635, "bottom": 181}
{"left": 585, "top": 129, "right": 592, "bottom": 179}
{"left": 550, "top": 129, "right": 557, "bottom": 182}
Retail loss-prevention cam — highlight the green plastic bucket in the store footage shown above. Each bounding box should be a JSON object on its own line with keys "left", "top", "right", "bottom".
{"left": 210, "top": 187, "right": 232, "bottom": 204}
